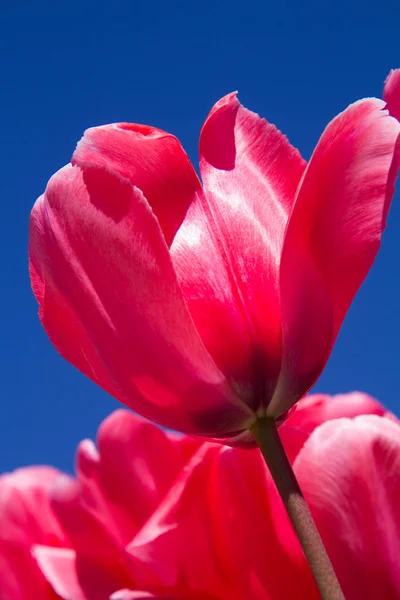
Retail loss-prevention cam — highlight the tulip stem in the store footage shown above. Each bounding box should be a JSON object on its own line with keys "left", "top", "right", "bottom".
{"left": 250, "top": 417, "right": 345, "bottom": 600}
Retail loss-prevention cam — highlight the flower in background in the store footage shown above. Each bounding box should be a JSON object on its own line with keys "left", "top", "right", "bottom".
{"left": 29, "top": 73, "right": 400, "bottom": 443}
{"left": 1, "top": 392, "right": 399, "bottom": 600}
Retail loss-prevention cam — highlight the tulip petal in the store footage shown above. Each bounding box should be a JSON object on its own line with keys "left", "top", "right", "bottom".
{"left": 50, "top": 474, "right": 124, "bottom": 567}
{"left": 127, "top": 444, "right": 231, "bottom": 596}
{"left": 295, "top": 415, "right": 400, "bottom": 600}
{"left": 383, "top": 69, "right": 400, "bottom": 221}
{"left": 111, "top": 593, "right": 151, "bottom": 600}
{"left": 171, "top": 93, "right": 306, "bottom": 409}
{"left": 111, "top": 590, "right": 217, "bottom": 600}
{"left": 272, "top": 99, "right": 400, "bottom": 415}
{"left": 75, "top": 410, "right": 198, "bottom": 542}
{"left": 384, "top": 69, "right": 400, "bottom": 121}
{"left": 0, "top": 467, "right": 69, "bottom": 600}
{"left": 34, "top": 547, "right": 87, "bottom": 600}
{"left": 127, "top": 442, "right": 317, "bottom": 600}
{"left": 111, "top": 593, "right": 155, "bottom": 600}
{"left": 34, "top": 545, "right": 123, "bottom": 600}
{"left": 0, "top": 467, "right": 68, "bottom": 546}
{"left": 207, "top": 445, "right": 318, "bottom": 600}
{"left": 280, "top": 392, "right": 386, "bottom": 462}
{"left": 29, "top": 163, "right": 251, "bottom": 436}
{"left": 72, "top": 123, "right": 201, "bottom": 247}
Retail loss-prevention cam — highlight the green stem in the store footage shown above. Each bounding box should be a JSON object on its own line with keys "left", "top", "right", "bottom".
{"left": 250, "top": 417, "right": 345, "bottom": 600}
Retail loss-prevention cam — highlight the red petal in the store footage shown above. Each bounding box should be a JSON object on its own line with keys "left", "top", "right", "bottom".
{"left": 29, "top": 163, "right": 251, "bottom": 436}
{"left": 34, "top": 547, "right": 88, "bottom": 600}
{"left": 171, "top": 93, "right": 305, "bottom": 408}
{"left": 80, "top": 410, "right": 198, "bottom": 537}
{"left": 34, "top": 545, "right": 124, "bottom": 600}
{"left": 50, "top": 474, "right": 124, "bottom": 567}
{"left": 111, "top": 593, "right": 152, "bottom": 600}
{"left": 383, "top": 69, "right": 400, "bottom": 223}
{"left": 72, "top": 123, "right": 201, "bottom": 247}
{"left": 384, "top": 69, "right": 400, "bottom": 121}
{"left": 207, "top": 446, "right": 317, "bottom": 599}
{"left": 111, "top": 592, "right": 155, "bottom": 600}
{"left": 111, "top": 590, "right": 216, "bottom": 600}
{"left": 295, "top": 415, "right": 400, "bottom": 599}
{"left": 0, "top": 467, "right": 68, "bottom": 600}
{"left": 272, "top": 99, "right": 400, "bottom": 415}
{"left": 280, "top": 392, "right": 386, "bottom": 462}
{"left": 126, "top": 444, "right": 231, "bottom": 594}
{"left": 128, "top": 441, "right": 317, "bottom": 599}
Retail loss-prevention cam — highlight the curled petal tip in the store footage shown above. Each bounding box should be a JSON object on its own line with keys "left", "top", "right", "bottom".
{"left": 206, "top": 91, "right": 239, "bottom": 114}
{"left": 76, "top": 439, "right": 99, "bottom": 476}
{"left": 384, "top": 68, "right": 400, "bottom": 121}
{"left": 200, "top": 92, "right": 241, "bottom": 171}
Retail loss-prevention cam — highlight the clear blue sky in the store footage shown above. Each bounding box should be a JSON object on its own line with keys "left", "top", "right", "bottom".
{"left": 2, "top": 0, "right": 400, "bottom": 473}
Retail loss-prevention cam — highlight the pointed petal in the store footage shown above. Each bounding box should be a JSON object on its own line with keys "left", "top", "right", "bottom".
{"left": 171, "top": 93, "right": 306, "bottom": 407}
{"left": 272, "top": 99, "right": 400, "bottom": 415}
{"left": 295, "top": 415, "right": 400, "bottom": 599}
{"left": 29, "top": 163, "right": 251, "bottom": 436}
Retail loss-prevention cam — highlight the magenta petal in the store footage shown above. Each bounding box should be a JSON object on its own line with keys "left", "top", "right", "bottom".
{"left": 207, "top": 445, "right": 316, "bottom": 599}
{"left": 171, "top": 93, "right": 305, "bottom": 408}
{"left": 384, "top": 69, "right": 400, "bottom": 121}
{"left": 280, "top": 392, "right": 387, "bottom": 462}
{"left": 78, "top": 409, "right": 198, "bottom": 538}
{"left": 72, "top": 123, "right": 201, "bottom": 247}
{"left": 34, "top": 547, "right": 88, "bottom": 600}
{"left": 272, "top": 99, "right": 400, "bottom": 415}
{"left": 126, "top": 444, "right": 229, "bottom": 594}
{"left": 111, "top": 591, "right": 217, "bottom": 600}
{"left": 127, "top": 440, "right": 317, "bottom": 599}
{"left": 111, "top": 592, "right": 155, "bottom": 600}
{"left": 34, "top": 545, "right": 123, "bottom": 600}
{"left": 50, "top": 474, "right": 124, "bottom": 567}
{"left": 29, "top": 163, "right": 251, "bottom": 436}
{"left": 383, "top": 69, "right": 400, "bottom": 222}
{"left": 295, "top": 415, "right": 400, "bottom": 600}
{"left": 0, "top": 467, "right": 69, "bottom": 600}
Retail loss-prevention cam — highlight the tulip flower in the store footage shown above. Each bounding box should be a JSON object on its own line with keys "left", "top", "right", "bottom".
{"left": 0, "top": 393, "right": 398, "bottom": 600}
{"left": 29, "top": 70, "right": 400, "bottom": 444}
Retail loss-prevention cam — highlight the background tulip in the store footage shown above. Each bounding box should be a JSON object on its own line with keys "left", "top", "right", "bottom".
{"left": 0, "top": 393, "right": 398, "bottom": 600}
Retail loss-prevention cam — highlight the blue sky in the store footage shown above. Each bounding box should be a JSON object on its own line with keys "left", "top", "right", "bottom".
{"left": 2, "top": 0, "right": 400, "bottom": 473}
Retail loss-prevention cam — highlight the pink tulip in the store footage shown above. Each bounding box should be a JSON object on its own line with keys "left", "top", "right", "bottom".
{"left": 1, "top": 393, "right": 398, "bottom": 599}
{"left": 29, "top": 72, "right": 400, "bottom": 442}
